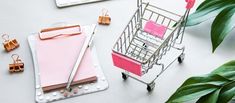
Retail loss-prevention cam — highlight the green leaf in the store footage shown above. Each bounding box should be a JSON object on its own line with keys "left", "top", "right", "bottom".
{"left": 178, "top": 74, "right": 230, "bottom": 89}
{"left": 166, "top": 61, "right": 235, "bottom": 103}
{"left": 219, "top": 71, "right": 235, "bottom": 80}
{"left": 166, "top": 84, "right": 219, "bottom": 103}
{"left": 196, "top": 89, "right": 221, "bottom": 103}
{"left": 196, "top": 0, "right": 221, "bottom": 11}
{"left": 196, "top": 0, "right": 235, "bottom": 11}
{"left": 211, "top": 4, "right": 235, "bottom": 52}
{"left": 211, "top": 60, "right": 235, "bottom": 74}
{"left": 217, "top": 81, "right": 235, "bottom": 103}
{"left": 167, "top": 74, "right": 231, "bottom": 103}
{"left": 186, "top": 0, "right": 235, "bottom": 26}
{"left": 211, "top": 60, "right": 235, "bottom": 80}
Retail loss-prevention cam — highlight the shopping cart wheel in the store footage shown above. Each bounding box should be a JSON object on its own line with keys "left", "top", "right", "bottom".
{"left": 147, "top": 82, "right": 155, "bottom": 92}
{"left": 178, "top": 53, "right": 185, "bottom": 63}
{"left": 122, "top": 72, "right": 128, "bottom": 80}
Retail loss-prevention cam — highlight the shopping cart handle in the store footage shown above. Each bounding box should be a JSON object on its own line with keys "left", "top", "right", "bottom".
{"left": 185, "top": 0, "right": 195, "bottom": 9}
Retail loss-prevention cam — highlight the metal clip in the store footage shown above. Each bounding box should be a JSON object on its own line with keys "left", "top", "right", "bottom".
{"left": 9, "top": 54, "right": 24, "bottom": 73}
{"left": 39, "top": 25, "right": 82, "bottom": 40}
{"left": 98, "top": 8, "right": 111, "bottom": 25}
{"left": 2, "top": 34, "right": 20, "bottom": 52}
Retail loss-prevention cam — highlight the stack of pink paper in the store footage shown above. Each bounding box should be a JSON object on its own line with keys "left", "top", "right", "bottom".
{"left": 36, "top": 26, "right": 97, "bottom": 92}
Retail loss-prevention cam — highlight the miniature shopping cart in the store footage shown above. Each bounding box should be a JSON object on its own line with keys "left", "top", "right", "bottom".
{"left": 112, "top": 0, "right": 195, "bottom": 92}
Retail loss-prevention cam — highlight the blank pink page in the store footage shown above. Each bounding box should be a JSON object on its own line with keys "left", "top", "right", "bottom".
{"left": 36, "top": 31, "right": 97, "bottom": 90}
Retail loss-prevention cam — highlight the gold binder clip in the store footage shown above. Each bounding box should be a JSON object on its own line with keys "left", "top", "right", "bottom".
{"left": 98, "top": 9, "right": 111, "bottom": 25}
{"left": 2, "top": 34, "right": 20, "bottom": 52}
{"left": 9, "top": 54, "right": 24, "bottom": 73}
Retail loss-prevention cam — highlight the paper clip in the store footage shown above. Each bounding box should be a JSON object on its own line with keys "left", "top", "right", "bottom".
{"left": 2, "top": 34, "right": 20, "bottom": 52}
{"left": 98, "top": 9, "right": 111, "bottom": 25}
{"left": 9, "top": 54, "right": 24, "bottom": 73}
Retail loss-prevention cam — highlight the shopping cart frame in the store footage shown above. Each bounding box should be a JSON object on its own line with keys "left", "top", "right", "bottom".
{"left": 112, "top": 0, "right": 194, "bottom": 92}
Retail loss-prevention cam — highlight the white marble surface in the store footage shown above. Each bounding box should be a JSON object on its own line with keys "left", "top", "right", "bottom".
{"left": 0, "top": 0, "right": 235, "bottom": 103}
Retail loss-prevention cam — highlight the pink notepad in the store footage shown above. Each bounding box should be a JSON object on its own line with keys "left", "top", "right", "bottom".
{"left": 36, "top": 27, "right": 97, "bottom": 92}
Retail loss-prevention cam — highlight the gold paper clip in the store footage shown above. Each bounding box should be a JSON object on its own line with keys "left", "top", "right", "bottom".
{"left": 9, "top": 54, "right": 24, "bottom": 73}
{"left": 2, "top": 34, "right": 20, "bottom": 52}
{"left": 98, "top": 9, "right": 111, "bottom": 25}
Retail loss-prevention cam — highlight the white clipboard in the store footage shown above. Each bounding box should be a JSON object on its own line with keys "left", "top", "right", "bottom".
{"left": 28, "top": 24, "right": 109, "bottom": 103}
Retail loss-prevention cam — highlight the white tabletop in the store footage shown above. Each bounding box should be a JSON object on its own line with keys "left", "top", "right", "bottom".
{"left": 1, "top": 0, "right": 235, "bottom": 103}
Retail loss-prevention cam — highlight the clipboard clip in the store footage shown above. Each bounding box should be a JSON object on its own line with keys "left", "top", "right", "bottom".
{"left": 9, "top": 54, "right": 24, "bottom": 73}
{"left": 39, "top": 25, "right": 82, "bottom": 40}
{"left": 98, "top": 8, "right": 111, "bottom": 25}
{"left": 2, "top": 34, "right": 20, "bottom": 52}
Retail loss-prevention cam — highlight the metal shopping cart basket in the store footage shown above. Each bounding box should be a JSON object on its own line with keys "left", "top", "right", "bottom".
{"left": 111, "top": 0, "right": 195, "bottom": 92}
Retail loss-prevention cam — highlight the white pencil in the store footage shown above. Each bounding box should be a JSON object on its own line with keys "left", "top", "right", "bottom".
{"left": 66, "top": 25, "right": 96, "bottom": 91}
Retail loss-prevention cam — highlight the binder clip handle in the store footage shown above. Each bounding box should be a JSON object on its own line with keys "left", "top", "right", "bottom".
{"left": 11, "top": 54, "right": 22, "bottom": 64}
{"left": 2, "top": 34, "right": 10, "bottom": 42}
{"left": 102, "top": 8, "right": 109, "bottom": 16}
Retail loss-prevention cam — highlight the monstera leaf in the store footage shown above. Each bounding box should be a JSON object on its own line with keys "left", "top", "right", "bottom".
{"left": 166, "top": 60, "right": 235, "bottom": 103}
{"left": 186, "top": 0, "right": 235, "bottom": 52}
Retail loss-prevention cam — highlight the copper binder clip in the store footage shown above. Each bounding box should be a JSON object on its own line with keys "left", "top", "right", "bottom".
{"left": 9, "top": 54, "right": 24, "bottom": 73}
{"left": 98, "top": 9, "right": 111, "bottom": 25}
{"left": 2, "top": 34, "right": 20, "bottom": 52}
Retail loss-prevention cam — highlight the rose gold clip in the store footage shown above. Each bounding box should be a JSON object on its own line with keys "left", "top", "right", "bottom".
{"left": 98, "top": 8, "right": 111, "bottom": 25}
{"left": 2, "top": 34, "right": 20, "bottom": 52}
{"left": 39, "top": 25, "right": 82, "bottom": 40}
{"left": 9, "top": 54, "right": 24, "bottom": 73}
